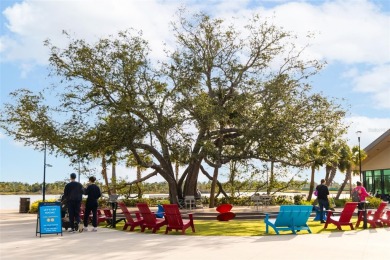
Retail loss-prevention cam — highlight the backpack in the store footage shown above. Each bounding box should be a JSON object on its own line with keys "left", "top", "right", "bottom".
{"left": 352, "top": 188, "right": 360, "bottom": 202}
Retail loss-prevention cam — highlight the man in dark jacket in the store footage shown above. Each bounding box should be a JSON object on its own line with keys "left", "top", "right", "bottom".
{"left": 82, "top": 176, "right": 101, "bottom": 232}
{"left": 63, "top": 173, "right": 84, "bottom": 233}
{"left": 316, "top": 179, "right": 329, "bottom": 223}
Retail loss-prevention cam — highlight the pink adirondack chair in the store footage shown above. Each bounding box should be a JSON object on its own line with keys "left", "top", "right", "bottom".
{"left": 324, "top": 202, "right": 358, "bottom": 230}
{"left": 136, "top": 203, "right": 167, "bottom": 233}
{"left": 163, "top": 204, "right": 195, "bottom": 234}
{"left": 117, "top": 202, "right": 143, "bottom": 231}
{"left": 356, "top": 201, "right": 388, "bottom": 228}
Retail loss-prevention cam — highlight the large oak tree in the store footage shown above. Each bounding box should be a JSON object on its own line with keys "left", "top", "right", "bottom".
{"left": 1, "top": 11, "right": 346, "bottom": 206}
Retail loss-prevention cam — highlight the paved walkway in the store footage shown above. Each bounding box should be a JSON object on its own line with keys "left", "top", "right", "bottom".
{"left": 0, "top": 210, "right": 389, "bottom": 260}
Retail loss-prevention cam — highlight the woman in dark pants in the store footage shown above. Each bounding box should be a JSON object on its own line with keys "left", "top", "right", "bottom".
{"left": 82, "top": 176, "right": 101, "bottom": 232}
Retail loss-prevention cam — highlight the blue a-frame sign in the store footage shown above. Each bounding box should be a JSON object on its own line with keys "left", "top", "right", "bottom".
{"left": 36, "top": 202, "right": 63, "bottom": 237}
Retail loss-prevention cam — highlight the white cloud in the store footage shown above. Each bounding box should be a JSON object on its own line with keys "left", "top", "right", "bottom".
{"left": 1, "top": 0, "right": 183, "bottom": 65}
{"left": 2, "top": 0, "right": 388, "bottom": 66}
{"left": 345, "top": 116, "right": 390, "bottom": 148}
{"left": 266, "top": 0, "right": 390, "bottom": 65}
{"left": 350, "top": 64, "right": 390, "bottom": 108}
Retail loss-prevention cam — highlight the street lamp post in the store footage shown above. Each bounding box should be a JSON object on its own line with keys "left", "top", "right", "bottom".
{"left": 357, "top": 131, "right": 362, "bottom": 182}
{"left": 43, "top": 141, "right": 47, "bottom": 202}
{"left": 356, "top": 130, "right": 367, "bottom": 229}
{"left": 42, "top": 141, "right": 53, "bottom": 202}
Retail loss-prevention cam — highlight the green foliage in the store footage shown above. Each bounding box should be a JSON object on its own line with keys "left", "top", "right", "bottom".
{"left": 273, "top": 195, "right": 293, "bottom": 205}
{"left": 29, "top": 198, "right": 58, "bottom": 213}
{"left": 366, "top": 197, "right": 382, "bottom": 209}
{"left": 293, "top": 194, "right": 305, "bottom": 205}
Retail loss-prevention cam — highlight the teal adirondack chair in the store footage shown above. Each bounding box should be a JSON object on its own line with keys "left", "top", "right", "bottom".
{"left": 264, "top": 205, "right": 313, "bottom": 235}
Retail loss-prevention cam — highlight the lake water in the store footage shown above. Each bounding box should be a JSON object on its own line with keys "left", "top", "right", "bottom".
{"left": 0, "top": 194, "right": 62, "bottom": 210}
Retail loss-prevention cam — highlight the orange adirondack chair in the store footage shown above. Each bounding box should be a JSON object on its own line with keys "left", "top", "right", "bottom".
{"left": 163, "top": 204, "right": 195, "bottom": 234}
{"left": 356, "top": 201, "right": 388, "bottom": 228}
{"left": 117, "top": 202, "right": 143, "bottom": 231}
{"left": 324, "top": 202, "right": 358, "bottom": 230}
{"left": 136, "top": 203, "right": 167, "bottom": 233}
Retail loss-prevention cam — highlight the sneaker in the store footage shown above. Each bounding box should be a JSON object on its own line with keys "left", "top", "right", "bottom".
{"left": 92, "top": 227, "right": 97, "bottom": 232}
{"left": 68, "top": 229, "right": 75, "bottom": 233}
{"left": 83, "top": 227, "right": 88, "bottom": 232}
{"left": 78, "top": 223, "right": 84, "bottom": 233}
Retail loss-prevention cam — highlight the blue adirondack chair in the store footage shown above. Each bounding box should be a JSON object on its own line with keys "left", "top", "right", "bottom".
{"left": 264, "top": 205, "right": 313, "bottom": 235}
{"left": 155, "top": 204, "right": 165, "bottom": 218}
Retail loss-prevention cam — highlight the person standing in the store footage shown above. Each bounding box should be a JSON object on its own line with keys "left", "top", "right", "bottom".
{"left": 82, "top": 176, "right": 101, "bottom": 232}
{"left": 316, "top": 179, "right": 329, "bottom": 223}
{"left": 63, "top": 173, "right": 84, "bottom": 233}
{"left": 353, "top": 181, "right": 370, "bottom": 210}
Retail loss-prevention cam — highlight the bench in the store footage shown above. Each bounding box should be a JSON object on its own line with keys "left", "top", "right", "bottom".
{"left": 264, "top": 205, "right": 312, "bottom": 234}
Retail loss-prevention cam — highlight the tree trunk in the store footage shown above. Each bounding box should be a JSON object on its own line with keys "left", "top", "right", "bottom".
{"left": 101, "top": 155, "right": 110, "bottom": 195}
{"left": 326, "top": 163, "right": 337, "bottom": 186}
{"left": 349, "top": 171, "right": 353, "bottom": 198}
{"left": 175, "top": 163, "right": 179, "bottom": 181}
{"left": 209, "top": 166, "right": 219, "bottom": 208}
{"left": 307, "top": 164, "right": 316, "bottom": 201}
{"left": 111, "top": 159, "right": 117, "bottom": 194}
{"left": 325, "top": 165, "right": 331, "bottom": 183}
{"left": 136, "top": 167, "right": 142, "bottom": 198}
{"left": 183, "top": 159, "right": 201, "bottom": 197}
{"left": 267, "top": 161, "right": 275, "bottom": 195}
{"left": 335, "top": 169, "right": 350, "bottom": 200}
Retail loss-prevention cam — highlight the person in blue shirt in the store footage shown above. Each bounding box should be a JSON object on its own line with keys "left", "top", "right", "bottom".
{"left": 63, "top": 173, "right": 84, "bottom": 233}
{"left": 316, "top": 179, "right": 329, "bottom": 224}
{"left": 81, "top": 176, "right": 101, "bottom": 232}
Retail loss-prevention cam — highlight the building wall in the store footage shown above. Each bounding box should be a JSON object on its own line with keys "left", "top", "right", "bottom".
{"left": 362, "top": 144, "right": 390, "bottom": 171}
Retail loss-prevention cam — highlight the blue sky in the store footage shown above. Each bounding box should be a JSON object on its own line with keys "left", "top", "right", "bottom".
{"left": 1, "top": 0, "right": 389, "bottom": 185}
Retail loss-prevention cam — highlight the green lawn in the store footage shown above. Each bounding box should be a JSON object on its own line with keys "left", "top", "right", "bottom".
{"left": 108, "top": 217, "right": 366, "bottom": 236}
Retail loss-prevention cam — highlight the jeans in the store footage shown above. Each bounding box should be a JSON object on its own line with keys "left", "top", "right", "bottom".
{"left": 318, "top": 199, "right": 329, "bottom": 222}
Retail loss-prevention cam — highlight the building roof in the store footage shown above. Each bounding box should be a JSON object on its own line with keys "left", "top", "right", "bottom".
{"left": 364, "top": 129, "right": 390, "bottom": 159}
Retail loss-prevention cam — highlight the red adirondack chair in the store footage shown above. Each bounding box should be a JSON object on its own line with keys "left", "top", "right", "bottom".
{"left": 117, "top": 202, "right": 144, "bottom": 231}
{"left": 136, "top": 203, "right": 167, "bottom": 233}
{"left": 102, "top": 208, "right": 114, "bottom": 226}
{"left": 163, "top": 204, "right": 195, "bottom": 234}
{"left": 356, "top": 201, "right": 388, "bottom": 228}
{"left": 96, "top": 209, "right": 108, "bottom": 225}
{"left": 324, "top": 202, "right": 358, "bottom": 230}
{"left": 380, "top": 211, "right": 390, "bottom": 227}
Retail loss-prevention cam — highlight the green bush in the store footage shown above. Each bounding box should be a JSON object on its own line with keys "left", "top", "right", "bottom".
{"left": 293, "top": 194, "right": 305, "bottom": 205}
{"left": 366, "top": 197, "right": 382, "bottom": 208}
{"left": 274, "top": 195, "right": 293, "bottom": 205}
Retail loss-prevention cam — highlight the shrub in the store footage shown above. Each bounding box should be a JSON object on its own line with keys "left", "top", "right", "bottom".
{"left": 30, "top": 199, "right": 58, "bottom": 213}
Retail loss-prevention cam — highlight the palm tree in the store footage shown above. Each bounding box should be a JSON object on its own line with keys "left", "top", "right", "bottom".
{"left": 350, "top": 146, "right": 367, "bottom": 196}
{"left": 335, "top": 144, "right": 352, "bottom": 199}
{"left": 335, "top": 144, "right": 367, "bottom": 199}
{"left": 303, "top": 140, "right": 324, "bottom": 201}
